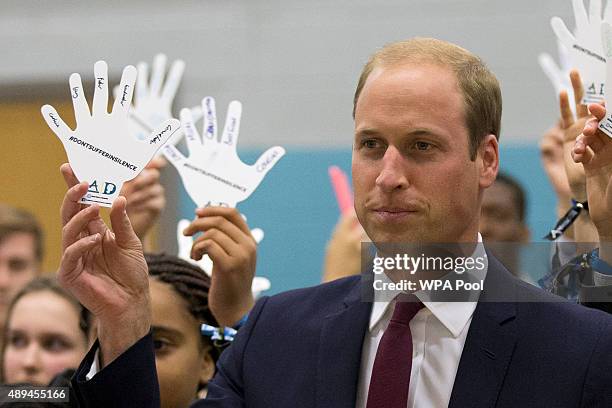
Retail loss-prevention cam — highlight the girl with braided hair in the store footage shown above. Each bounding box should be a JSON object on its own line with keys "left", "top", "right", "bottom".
{"left": 145, "top": 252, "right": 221, "bottom": 408}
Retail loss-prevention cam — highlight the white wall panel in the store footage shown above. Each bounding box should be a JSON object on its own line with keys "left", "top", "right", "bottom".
{"left": 0, "top": 0, "right": 575, "bottom": 146}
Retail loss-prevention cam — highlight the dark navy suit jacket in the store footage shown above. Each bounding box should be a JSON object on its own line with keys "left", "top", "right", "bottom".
{"left": 73, "top": 255, "right": 612, "bottom": 407}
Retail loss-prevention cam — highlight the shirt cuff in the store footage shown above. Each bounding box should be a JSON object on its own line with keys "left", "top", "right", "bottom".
{"left": 85, "top": 348, "right": 101, "bottom": 381}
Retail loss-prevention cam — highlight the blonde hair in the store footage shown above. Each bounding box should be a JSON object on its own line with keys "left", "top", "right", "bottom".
{"left": 353, "top": 37, "right": 502, "bottom": 159}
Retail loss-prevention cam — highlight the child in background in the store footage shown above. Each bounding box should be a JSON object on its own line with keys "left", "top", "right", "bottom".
{"left": 146, "top": 253, "right": 221, "bottom": 407}
{"left": 1, "top": 277, "right": 91, "bottom": 386}
{"left": 1, "top": 255, "right": 224, "bottom": 408}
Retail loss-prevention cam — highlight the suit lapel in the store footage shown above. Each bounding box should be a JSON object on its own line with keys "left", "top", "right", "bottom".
{"left": 448, "top": 254, "right": 518, "bottom": 408}
{"left": 316, "top": 277, "right": 372, "bottom": 408}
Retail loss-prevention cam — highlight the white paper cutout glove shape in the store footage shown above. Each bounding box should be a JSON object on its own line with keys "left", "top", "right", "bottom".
{"left": 163, "top": 97, "right": 286, "bottom": 208}
{"left": 539, "top": 41, "right": 577, "bottom": 114}
{"left": 597, "top": 21, "right": 612, "bottom": 136}
{"left": 41, "top": 61, "right": 180, "bottom": 207}
{"left": 123, "top": 54, "right": 185, "bottom": 148}
{"left": 552, "top": 0, "right": 607, "bottom": 104}
{"left": 176, "top": 219, "right": 271, "bottom": 298}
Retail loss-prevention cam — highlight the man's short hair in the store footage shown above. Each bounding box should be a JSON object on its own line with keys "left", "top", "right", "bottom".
{"left": 495, "top": 172, "right": 527, "bottom": 222}
{"left": 0, "top": 204, "right": 43, "bottom": 262}
{"left": 353, "top": 37, "right": 502, "bottom": 160}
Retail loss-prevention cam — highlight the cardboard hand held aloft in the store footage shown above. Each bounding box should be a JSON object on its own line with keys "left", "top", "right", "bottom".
{"left": 41, "top": 61, "right": 180, "bottom": 207}
{"left": 163, "top": 97, "right": 285, "bottom": 208}
{"left": 551, "top": 0, "right": 609, "bottom": 104}
{"left": 125, "top": 53, "right": 185, "bottom": 147}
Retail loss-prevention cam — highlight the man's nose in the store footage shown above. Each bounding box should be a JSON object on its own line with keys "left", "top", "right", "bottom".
{"left": 375, "top": 146, "right": 409, "bottom": 192}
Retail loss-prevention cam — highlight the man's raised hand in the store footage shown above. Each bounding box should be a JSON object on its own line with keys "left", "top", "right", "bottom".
{"left": 57, "top": 164, "right": 151, "bottom": 368}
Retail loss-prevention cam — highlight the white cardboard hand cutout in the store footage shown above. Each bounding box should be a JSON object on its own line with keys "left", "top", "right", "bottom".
{"left": 176, "top": 219, "right": 270, "bottom": 298}
{"left": 41, "top": 61, "right": 180, "bottom": 207}
{"left": 163, "top": 97, "right": 285, "bottom": 208}
{"left": 127, "top": 54, "right": 185, "bottom": 147}
{"left": 597, "top": 21, "right": 612, "bottom": 136}
{"left": 539, "top": 40, "right": 577, "bottom": 115}
{"left": 552, "top": 0, "right": 607, "bottom": 104}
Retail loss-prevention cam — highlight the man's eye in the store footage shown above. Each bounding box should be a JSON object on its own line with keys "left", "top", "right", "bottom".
{"left": 362, "top": 139, "right": 380, "bottom": 149}
{"left": 414, "top": 141, "right": 433, "bottom": 151}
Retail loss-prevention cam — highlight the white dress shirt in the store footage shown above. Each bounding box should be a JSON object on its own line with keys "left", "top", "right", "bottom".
{"left": 356, "top": 237, "right": 488, "bottom": 408}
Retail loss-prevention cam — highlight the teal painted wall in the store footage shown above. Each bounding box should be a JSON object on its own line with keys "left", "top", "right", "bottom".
{"left": 179, "top": 146, "right": 558, "bottom": 295}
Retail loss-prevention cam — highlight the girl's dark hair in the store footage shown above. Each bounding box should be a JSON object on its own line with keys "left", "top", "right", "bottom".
{"left": 144, "top": 253, "right": 220, "bottom": 362}
{"left": 0, "top": 276, "right": 91, "bottom": 382}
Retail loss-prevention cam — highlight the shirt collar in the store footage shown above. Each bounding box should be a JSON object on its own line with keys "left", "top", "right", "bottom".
{"left": 368, "top": 233, "right": 488, "bottom": 338}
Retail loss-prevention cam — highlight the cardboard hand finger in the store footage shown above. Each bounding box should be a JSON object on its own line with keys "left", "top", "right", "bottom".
{"left": 251, "top": 276, "right": 271, "bottom": 299}
{"left": 539, "top": 48, "right": 577, "bottom": 115}
{"left": 180, "top": 108, "right": 203, "bottom": 157}
{"left": 41, "top": 104, "right": 72, "bottom": 142}
{"left": 202, "top": 96, "right": 218, "bottom": 142}
{"left": 219, "top": 100, "right": 241, "bottom": 149}
{"left": 92, "top": 60, "right": 109, "bottom": 116}
{"left": 539, "top": 52, "right": 567, "bottom": 95}
{"left": 177, "top": 219, "right": 193, "bottom": 262}
{"left": 112, "top": 65, "right": 137, "bottom": 114}
{"left": 250, "top": 227, "right": 264, "bottom": 244}
{"left": 240, "top": 214, "right": 265, "bottom": 243}
{"left": 605, "top": 0, "right": 612, "bottom": 23}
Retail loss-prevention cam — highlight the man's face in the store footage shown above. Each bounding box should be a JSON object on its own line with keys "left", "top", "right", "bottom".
{"left": 480, "top": 182, "right": 529, "bottom": 243}
{"left": 0, "top": 233, "right": 40, "bottom": 324}
{"left": 352, "top": 63, "right": 492, "bottom": 244}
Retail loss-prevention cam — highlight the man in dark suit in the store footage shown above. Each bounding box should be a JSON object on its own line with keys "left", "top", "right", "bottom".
{"left": 58, "top": 37, "right": 612, "bottom": 407}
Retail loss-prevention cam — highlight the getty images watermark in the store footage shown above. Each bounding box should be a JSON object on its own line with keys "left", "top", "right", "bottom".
{"left": 371, "top": 252, "right": 487, "bottom": 292}
{"left": 359, "top": 242, "right": 490, "bottom": 302}
{"left": 361, "top": 241, "right": 608, "bottom": 303}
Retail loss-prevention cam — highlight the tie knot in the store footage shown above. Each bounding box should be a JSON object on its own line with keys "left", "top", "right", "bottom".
{"left": 390, "top": 294, "right": 423, "bottom": 325}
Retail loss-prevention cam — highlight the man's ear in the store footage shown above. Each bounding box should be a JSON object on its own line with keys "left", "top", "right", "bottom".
{"left": 478, "top": 134, "right": 499, "bottom": 189}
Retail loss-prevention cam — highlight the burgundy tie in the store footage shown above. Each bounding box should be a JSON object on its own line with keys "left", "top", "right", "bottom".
{"left": 366, "top": 294, "right": 424, "bottom": 408}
